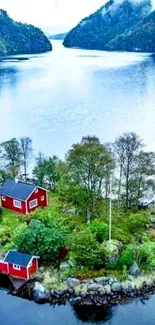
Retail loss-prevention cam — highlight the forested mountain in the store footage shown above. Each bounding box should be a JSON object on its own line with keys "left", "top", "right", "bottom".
{"left": 63, "top": 0, "right": 152, "bottom": 51}
{"left": 0, "top": 10, "right": 52, "bottom": 56}
{"left": 107, "top": 10, "right": 155, "bottom": 52}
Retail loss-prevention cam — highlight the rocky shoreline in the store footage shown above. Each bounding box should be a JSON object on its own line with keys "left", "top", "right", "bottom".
{"left": 8, "top": 274, "right": 155, "bottom": 307}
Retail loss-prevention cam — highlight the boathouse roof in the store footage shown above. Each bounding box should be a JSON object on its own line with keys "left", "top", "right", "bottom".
{"left": 4, "top": 251, "right": 39, "bottom": 267}
{"left": 0, "top": 179, "right": 36, "bottom": 201}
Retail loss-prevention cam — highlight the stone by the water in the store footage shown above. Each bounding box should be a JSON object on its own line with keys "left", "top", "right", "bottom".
{"left": 129, "top": 262, "right": 141, "bottom": 276}
{"left": 67, "top": 278, "right": 81, "bottom": 288}
{"left": 111, "top": 282, "right": 122, "bottom": 292}
{"left": 32, "top": 282, "right": 50, "bottom": 303}
{"left": 94, "top": 277, "right": 110, "bottom": 285}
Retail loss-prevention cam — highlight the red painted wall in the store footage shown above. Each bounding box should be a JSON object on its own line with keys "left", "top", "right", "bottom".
{"left": 0, "top": 261, "right": 8, "bottom": 274}
{"left": 28, "top": 258, "right": 38, "bottom": 278}
{"left": 27, "top": 188, "right": 47, "bottom": 214}
{"left": 1, "top": 195, "right": 26, "bottom": 214}
{"left": 8, "top": 263, "right": 28, "bottom": 280}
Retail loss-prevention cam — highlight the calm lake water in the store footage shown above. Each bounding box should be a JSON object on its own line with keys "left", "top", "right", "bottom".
{"left": 0, "top": 41, "right": 155, "bottom": 160}
{"left": 1, "top": 289, "right": 155, "bottom": 324}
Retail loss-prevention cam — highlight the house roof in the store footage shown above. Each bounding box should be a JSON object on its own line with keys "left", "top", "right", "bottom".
{"left": 4, "top": 250, "right": 39, "bottom": 267}
{"left": 0, "top": 179, "right": 37, "bottom": 201}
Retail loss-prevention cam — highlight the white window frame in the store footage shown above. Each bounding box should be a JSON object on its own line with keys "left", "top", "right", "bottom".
{"left": 13, "top": 200, "right": 22, "bottom": 209}
{"left": 41, "top": 196, "right": 44, "bottom": 201}
{"left": 35, "top": 188, "right": 38, "bottom": 193}
{"left": 13, "top": 264, "right": 21, "bottom": 270}
{"left": 29, "top": 199, "right": 38, "bottom": 209}
{"left": 2, "top": 196, "right": 6, "bottom": 201}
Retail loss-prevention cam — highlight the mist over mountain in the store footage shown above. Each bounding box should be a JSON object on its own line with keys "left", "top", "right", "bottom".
{"left": 63, "top": 0, "right": 153, "bottom": 51}
{"left": 107, "top": 9, "right": 155, "bottom": 52}
{"left": 0, "top": 10, "right": 52, "bottom": 56}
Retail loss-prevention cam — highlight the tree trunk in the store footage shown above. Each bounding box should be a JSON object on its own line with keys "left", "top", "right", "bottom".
{"left": 117, "top": 165, "right": 123, "bottom": 212}
{"left": 125, "top": 161, "right": 130, "bottom": 210}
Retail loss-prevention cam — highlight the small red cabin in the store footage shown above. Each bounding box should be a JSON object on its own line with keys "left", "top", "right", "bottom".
{"left": 0, "top": 250, "right": 39, "bottom": 280}
{"left": 0, "top": 179, "right": 48, "bottom": 214}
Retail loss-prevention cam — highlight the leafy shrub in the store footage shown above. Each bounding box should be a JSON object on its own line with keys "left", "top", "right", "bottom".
{"left": 119, "top": 242, "right": 155, "bottom": 269}
{"left": 112, "top": 226, "right": 133, "bottom": 244}
{"left": 12, "top": 219, "right": 68, "bottom": 263}
{"left": 118, "top": 245, "right": 135, "bottom": 269}
{"left": 0, "top": 226, "right": 13, "bottom": 244}
{"left": 126, "top": 213, "right": 148, "bottom": 234}
{"left": 89, "top": 220, "right": 108, "bottom": 243}
{"left": 69, "top": 230, "right": 102, "bottom": 269}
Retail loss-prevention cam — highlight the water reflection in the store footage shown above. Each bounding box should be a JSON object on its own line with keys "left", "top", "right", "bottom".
{"left": 0, "top": 66, "right": 17, "bottom": 89}
{"left": 73, "top": 305, "right": 113, "bottom": 323}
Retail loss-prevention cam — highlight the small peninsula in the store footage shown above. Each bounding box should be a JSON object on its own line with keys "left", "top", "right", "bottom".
{"left": 0, "top": 9, "right": 52, "bottom": 56}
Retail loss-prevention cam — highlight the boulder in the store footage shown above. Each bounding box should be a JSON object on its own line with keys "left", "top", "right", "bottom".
{"left": 129, "top": 262, "right": 141, "bottom": 277}
{"left": 32, "top": 282, "right": 50, "bottom": 303}
{"left": 94, "top": 277, "right": 110, "bottom": 285}
{"left": 67, "top": 277, "right": 81, "bottom": 288}
{"left": 70, "top": 297, "right": 82, "bottom": 306}
{"left": 60, "top": 262, "right": 71, "bottom": 272}
{"left": 101, "top": 240, "right": 123, "bottom": 265}
{"left": 111, "top": 281, "right": 122, "bottom": 292}
{"left": 87, "top": 283, "right": 104, "bottom": 292}
{"left": 149, "top": 224, "right": 155, "bottom": 229}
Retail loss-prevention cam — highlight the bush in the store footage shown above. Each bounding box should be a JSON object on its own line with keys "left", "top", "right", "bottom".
{"left": 89, "top": 220, "right": 108, "bottom": 243}
{"left": 118, "top": 245, "right": 135, "bottom": 269}
{"left": 12, "top": 219, "right": 68, "bottom": 263}
{"left": 0, "top": 226, "right": 13, "bottom": 244}
{"left": 119, "top": 242, "right": 155, "bottom": 270}
{"left": 126, "top": 213, "right": 148, "bottom": 234}
{"left": 112, "top": 226, "right": 133, "bottom": 244}
{"left": 69, "top": 229, "right": 102, "bottom": 269}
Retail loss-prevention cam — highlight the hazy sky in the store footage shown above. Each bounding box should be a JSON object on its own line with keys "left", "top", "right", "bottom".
{"left": 0, "top": 0, "right": 106, "bottom": 33}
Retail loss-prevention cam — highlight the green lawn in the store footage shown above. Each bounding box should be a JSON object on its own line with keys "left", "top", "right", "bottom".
{"left": 0, "top": 208, "right": 23, "bottom": 230}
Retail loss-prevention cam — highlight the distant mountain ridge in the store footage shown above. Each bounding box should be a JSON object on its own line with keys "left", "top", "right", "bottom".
{"left": 63, "top": 0, "right": 154, "bottom": 52}
{"left": 49, "top": 33, "right": 68, "bottom": 40}
{"left": 0, "top": 10, "right": 52, "bottom": 56}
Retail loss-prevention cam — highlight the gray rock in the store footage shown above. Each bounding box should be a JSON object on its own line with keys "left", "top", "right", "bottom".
{"left": 108, "top": 277, "right": 116, "bottom": 285}
{"left": 129, "top": 262, "right": 141, "bottom": 277}
{"left": 87, "top": 283, "right": 104, "bottom": 292}
{"left": 70, "top": 297, "right": 82, "bottom": 306}
{"left": 33, "top": 282, "right": 50, "bottom": 302}
{"left": 67, "top": 277, "right": 81, "bottom": 288}
{"left": 94, "top": 277, "right": 110, "bottom": 285}
{"left": 111, "top": 281, "right": 122, "bottom": 292}
{"left": 60, "top": 262, "right": 71, "bottom": 272}
{"left": 149, "top": 223, "right": 155, "bottom": 229}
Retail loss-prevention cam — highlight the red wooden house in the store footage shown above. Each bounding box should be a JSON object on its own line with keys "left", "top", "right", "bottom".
{"left": 0, "top": 179, "right": 48, "bottom": 214}
{"left": 0, "top": 250, "right": 39, "bottom": 280}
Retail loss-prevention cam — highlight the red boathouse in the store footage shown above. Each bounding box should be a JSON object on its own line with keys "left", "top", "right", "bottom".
{"left": 0, "top": 251, "right": 39, "bottom": 280}
{"left": 0, "top": 179, "right": 48, "bottom": 214}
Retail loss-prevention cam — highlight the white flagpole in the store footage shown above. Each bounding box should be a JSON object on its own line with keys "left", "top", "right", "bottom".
{"left": 109, "top": 175, "right": 112, "bottom": 244}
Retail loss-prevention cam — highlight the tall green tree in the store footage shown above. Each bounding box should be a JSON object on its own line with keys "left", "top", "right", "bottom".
{"left": 20, "top": 137, "right": 33, "bottom": 181}
{"left": 33, "top": 152, "right": 46, "bottom": 187}
{"left": 33, "top": 154, "right": 61, "bottom": 189}
{"left": 133, "top": 151, "right": 155, "bottom": 202}
{"left": 1, "top": 138, "right": 22, "bottom": 178}
{"left": 114, "top": 133, "right": 144, "bottom": 210}
{"left": 66, "top": 136, "right": 114, "bottom": 224}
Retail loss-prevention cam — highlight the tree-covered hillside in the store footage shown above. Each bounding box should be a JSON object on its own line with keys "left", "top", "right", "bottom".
{"left": 107, "top": 10, "right": 155, "bottom": 52}
{"left": 63, "top": 0, "right": 152, "bottom": 50}
{"left": 0, "top": 10, "right": 52, "bottom": 56}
